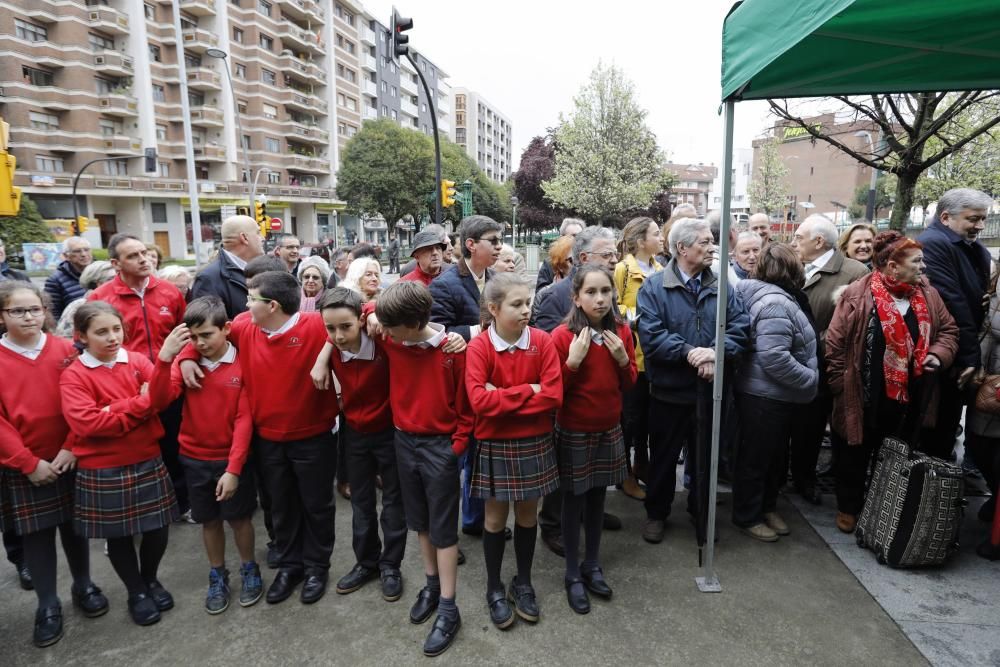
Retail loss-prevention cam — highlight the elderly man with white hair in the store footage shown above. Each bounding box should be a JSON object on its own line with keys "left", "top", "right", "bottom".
{"left": 731, "top": 231, "right": 762, "bottom": 281}
{"left": 789, "top": 214, "right": 869, "bottom": 505}
{"left": 190, "top": 214, "right": 264, "bottom": 318}
{"left": 44, "top": 236, "right": 93, "bottom": 319}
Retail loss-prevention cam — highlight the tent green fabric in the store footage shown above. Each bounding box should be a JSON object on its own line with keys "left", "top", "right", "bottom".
{"left": 722, "top": 0, "right": 1000, "bottom": 101}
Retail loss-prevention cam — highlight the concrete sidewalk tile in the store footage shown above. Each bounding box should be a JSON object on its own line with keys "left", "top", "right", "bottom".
{"left": 898, "top": 620, "right": 1000, "bottom": 667}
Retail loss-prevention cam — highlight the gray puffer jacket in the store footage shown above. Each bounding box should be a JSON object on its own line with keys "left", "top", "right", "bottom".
{"left": 735, "top": 279, "right": 818, "bottom": 404}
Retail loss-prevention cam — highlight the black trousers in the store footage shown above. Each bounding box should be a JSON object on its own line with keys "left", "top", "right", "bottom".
{"left": 389, "top": 256, "right": 400, "bottom": 273}
{"left": 789, "top": 393, "right": 832, "bottom": 488}
{"left": 344, "top": 425, "right": 406, "bottom": 571}
{"left": 257, "top": 432, "right": 337, "bottom": 574}
{"left": 832, "top": 431, "right": 879, "bottom": 516}
{"left": 645, "top": 397, "right": 698, "bottom": 521}
{"left": 622, "top": 371, "right": 651, "bottom": 472}
{"left": 538, "top": 489, "right": 562, "bottom": 538}
{"left": 965, "top": 432, "right": 1000, "bottom": 497}
{"left": 250, "top": 439, "right": 274, "bottom": 543}
{"left": 732, "top": 394, "right": 795, "bottom": 527}
{"left": 920, "top": 375, "right": 966, "bottom": 459}
{"left": 158, "top": 397, "right": 188, "bottom": 512}
{"left": 2, "top": 529, "right": 23, "bottom": 566}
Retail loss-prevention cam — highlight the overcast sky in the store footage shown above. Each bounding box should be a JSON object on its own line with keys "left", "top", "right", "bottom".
{"left": 364, "top": 0, "right": 775, "bottom": 169}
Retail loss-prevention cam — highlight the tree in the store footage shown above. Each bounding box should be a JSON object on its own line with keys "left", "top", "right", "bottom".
{"left": 747, "top": 137, "right": 790, "bottom": 216}
{"left": 769, "top": 92, "right": 1000, "bottom": 230}
{"left": 335, "top": 118, "right": 434, "bottom": 234}
{"left": 848, "top": 174, "right": 893, "bottom": 220}
{"left": 512, "top": 136, "right": 570, "bottom": 240}
{"left": 0, "top": 194, "right": 54, "bottom": 255}
{"left": 543, "top": 63, "right": 665, "bottom": 225}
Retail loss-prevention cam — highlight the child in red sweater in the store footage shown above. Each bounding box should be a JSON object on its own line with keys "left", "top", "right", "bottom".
{"left": 465, "top": 273, "right": 562, "bottom": 630}
{"left": 375, "top": 281, "right": 472, "bottom": 658}
{"left": 151, "top": 296, "right": 262, "bottom": 615}
{"left": 0, "top": 282, "right": 108, "bottom": 647}
{"left": 550, "top": 266, "right": 637, "bottom": 615}
{"left": 60, "top": 301, "right": 178, "bottom": 627}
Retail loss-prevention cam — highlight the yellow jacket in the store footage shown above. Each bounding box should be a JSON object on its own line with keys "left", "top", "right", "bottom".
{"left": 614, "top": 254, "right": 662, "bottom": 372}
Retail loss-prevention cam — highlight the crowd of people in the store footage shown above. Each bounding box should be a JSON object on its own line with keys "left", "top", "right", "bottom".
{"left": 1, "top": 187, "right": 998, "bottom": 657}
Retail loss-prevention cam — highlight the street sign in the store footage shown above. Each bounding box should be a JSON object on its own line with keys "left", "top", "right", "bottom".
{"left": 269, "top": 217, "right": 283, "bottom": 231}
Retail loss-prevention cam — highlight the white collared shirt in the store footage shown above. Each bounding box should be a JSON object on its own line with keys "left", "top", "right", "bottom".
{"left": 222, "top": 249, "right": 248, "bottom": 271}
{"left": 0, "top": 333, "right": 46, "bottom": 360}
{"left": 131, "top": 277, "right": 151, "bottom": 299}
{"left": 804, "top": 249, "right": 835, "bottom": 281}
{"left": 80, "top": 347, "right": 129, "bottom": 369}
{"left": 488, "top": 324, "right": 530, "bottom": 353}
{"left": 589, "top": 327, "right": 605, "bottom": 346}
{"left": 402, "top": 322, "right": 447, "bottom": 349}
{"left": 262, "top": 312, "right": 300, "bottom": 338}
{"left": 340, "top": 331, "right": 375, "bottom": 362}
{"left": 198, "top": 342, "right": 236, "bottom": 372}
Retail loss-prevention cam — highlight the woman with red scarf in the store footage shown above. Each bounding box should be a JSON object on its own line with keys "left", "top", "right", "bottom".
{"left": 826, "top": 231, "right": 959, "bottom": 533}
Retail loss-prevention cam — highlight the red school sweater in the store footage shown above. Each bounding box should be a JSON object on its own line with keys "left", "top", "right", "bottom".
{"left": 149, "top": 351, "right": 252, "bottom": 475}
{"left": 88, "top": 275, "right": 186, "bottom": 361}
{"left": 464, "top": 327, "right": 563, "bottom": 440}
{"left": 381, "top": 336, "right": 472, "bottom": 455}
{"left": 0, "top": 337, "right": 78, "bottom": 474}
{"left": 59, "top": 351, "right": 163, "bottom": 469}
{"left": 550, "top": 322, "right": 638, "bottom": 432}
{"left": 178, "top": 312, "right": 338, "bottom": 442}
{"left": 328, "top": 334, "right": 393, "bottom": 434}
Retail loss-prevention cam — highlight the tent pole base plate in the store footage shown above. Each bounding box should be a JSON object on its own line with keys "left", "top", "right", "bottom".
{"left": 696, "top": 575, "right": 722, "bottom": 593}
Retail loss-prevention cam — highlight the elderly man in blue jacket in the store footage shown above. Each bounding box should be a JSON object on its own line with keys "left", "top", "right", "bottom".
{"left": 637, "top": 217, "right": 749, "bottom": 545}
{"left": 917, "top": 187, "right": 995, "bottom": 460}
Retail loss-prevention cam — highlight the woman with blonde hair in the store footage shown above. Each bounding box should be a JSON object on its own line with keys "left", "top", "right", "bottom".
{"left": 837, "top": 223, "right": 876, "bottom": 268}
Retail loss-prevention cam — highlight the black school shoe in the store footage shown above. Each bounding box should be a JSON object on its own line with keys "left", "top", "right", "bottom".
{"left": 17, "top": 563, "right": 33, "bottom": 591}
{"left": 508, "top": 576, "right": 539, "bottom": 623}
{"left": 300, "top": 572, "right": 328, "bottom": 604}
{"left": 564, "top": 577, "right": 590, "bottom": 615}
{"left": 380, "top": 568, "right": 402, "bottom": 602}
{"left": 423, "top": 613, "right": 461, "bottom": 657}
{"left": 603, "top": 513, "right": 623, "bottom": 531}
{"left": 581, "top": 566, "right": 613, "bottom": 599}
{"left": 487, "top": 587, "right": 514, "bottom": 629}
{"left": 336, "top": 564, "right": 378, "bottom": 595}
{"left": 127, "top": 593, "right": 162, "bottom": 626}
{"left": 409, "top": 585, "right": 439, "bottom": 624}
{"left": 145, "top": 580, "right": 174, "bottom": 611}
{"left": 33, "top": 605, "right": 63, "bottom": 648}
{"left": 71, "top": 583, "right": 110, "bottom": 618}
{"left": 266, "top": 569, "right": 304, "bottom": 604}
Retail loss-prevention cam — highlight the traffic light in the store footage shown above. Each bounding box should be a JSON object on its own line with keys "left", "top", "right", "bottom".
{"left": 75, "top": 216, "right": 89, "bottom": 235}
{"left": 0, "top": 118, "right": 22, "bottom": 217}
{"left": 254, "top": 200, "right": 268, "bottom": 236}
{"left": 390, "top": 7, "right": 413, "bottom": 61}
{"left": 440, "top": 179, "right": 456, "bottom": 208}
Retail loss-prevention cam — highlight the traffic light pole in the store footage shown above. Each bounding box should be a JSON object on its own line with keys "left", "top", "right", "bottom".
{"left": 404, "top": 52, "right": 442, "bottom": 228}
{"left": 71, "top": 156, "right": 132, "bottom": 235}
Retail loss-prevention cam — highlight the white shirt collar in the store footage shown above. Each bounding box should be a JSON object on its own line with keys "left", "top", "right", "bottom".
{"left": 402, "top": 322, "right": 447, "bottom": 349}
{"left": 198, "top": 342, "right": 236, "bottom": 371}
{"left": 131, "top": 277, "right": 151, "bottom": 299}
{"left": 340, "top": 330, "right": 376, "bottom": 362}
{"left": 0, "top": 333, "right": 46, "bottom": 360}
{"left": 805, "top": 248, "right": 836, "bottom": 278}
{"left": 488, "top": 324, "right": 530, "bottom": 353}
{"left": 80, "top": 348, "right": 129, "bottom": 368}
{"left": 262, "top": 312, "right": 300, "bottom": 338}
{"left": 589, "top": 327, "right": 605, "bottom": 346}
{"left": 222, "top": 249, "right": 248, "bottom": 271}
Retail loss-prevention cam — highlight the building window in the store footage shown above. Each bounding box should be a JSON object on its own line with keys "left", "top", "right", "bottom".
{"left": 381, "top": 105, "right": 388, "bottom": 116}
{"left": 184, "top": 53, "right": 201, "bottom": 68}
{"left": 15, "top": 19, "right": 48, "bottom": 42}
{"left": 149, "top": 44, "right": 162, "bottom": 62}
{"left": 261, "top": 68, "right": 276, "bottom": 85}
{"left": 259, "top": 33, "right": 273, "bottom": 50}
{"left": 262, "top": 103, "right": 278, "bottom": 119}
{"left": 267, "top": 172, "right": 280, "bottom": 184}
{"left": 421, "top": 103, "right": 426, "bottom": 113}
{"left": 158, "top": 162, "right": 169, "bottom": 177}
{"left": 150, "top": 203, "right": 168, "bottom": 223}
{"left": 152, "top": 84, "right": 166, "bottom": 102}
{"left": 335, "top": 33, "right": 355, "bottom": 54}
{"left": 143, "top": 3, "right": 156, "bottom": 19}
{"left": 237, "top": 100, "right": 248, "bottom": 114}
{"left": 337, "top": 122, "right": 347, "bottom": 136}
{"left": 235, "top": 63, "right": 246, "bottom": 78}
{"left": 346, "top": 97, "right": 357, "bottom": 112}
{"left": 36, "top": 155, "right": 64, "bottom": 172}
{"left": 155, "top": 124, "right": 167, "bottom": 140}
{"left": 335, "top": 3, "right": 354, "bottom": 25}
{"left": 390, "top": 109, "right": 397, "bottom": 120}
{"left": 99, "top": 119, "right": 121, "bottom": 136}
{"left": 232, "top": 27, "right": 244, "bottom": 44}
{"left": 180, "top": 16, "right": 197, "bottom": 31}
{"left": 380, "top": 81, "right": 387, "bottom": 93}
{"left": 29, "top": 111, "right": 60, "bottom": 130}
{"left": 104, "top": 159, "right": 128, "bottom": 176}
{"left": 389, "top": 61, "right": 395, "bottom": 74}
{"left": 188, "top": 91, "right": 204, "bottom": 106}
{"left": 241, "top": 134, "right": 251, "bottom": 149}
{"left": 22, "top": 66, "right": 53, "bottom": 86}
{"left": 335, "top": 64, "right": 356, "bottom": 83}
{"left": 229, "top": 0, "right": 240, "bottom": 5}
{"left": 95, "top": 77, "right": 118, "bottom": 95}
{"left": 347, "top": 125, "right": 357, "bottom": 137}
{"left": 257, "top": 0, "right": 271, "bottom": 16}
{"left": 455, "top": 128, "right": 465, "bottom": 144}
{"left": 381, "top": 56, "right": 389, "bottom": 69}
{"left": 265, "top": 137, "right": 280, "bottom": 152}
{"left": 88, "top": 32, "right": 115, "bottom": 51}
{"left": 390, "top": 85, "right": 396, "bottom": 98}
{"left": 456, "top": 111, "right": 465, "bottom": 126}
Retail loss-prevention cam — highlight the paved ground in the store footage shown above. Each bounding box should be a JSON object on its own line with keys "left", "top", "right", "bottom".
{"left": 2, "top": 490, "right": 925, "bottom": 666}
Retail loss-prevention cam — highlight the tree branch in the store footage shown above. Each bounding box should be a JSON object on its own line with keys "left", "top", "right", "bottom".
{"left": 767, "top": 99, "right": 894, "bottom": 171}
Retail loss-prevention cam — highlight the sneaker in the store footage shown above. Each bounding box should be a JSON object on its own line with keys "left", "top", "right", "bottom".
{"left": 205, "top": 568, "right": 230, "bottom": 615}
{"left": 642, "top": 518, "right": 665, "bottom": 544}
{"left": 740, "top": 523, "right": 779, "bottom": 542}
{"left": 239, "top": 562, "right": 264, "bottom": 607}
{"left": 763, "top": 512, "right": 790, "bottom": 536}
{"left": 177, "top": 509, "right": 197, "bottom": 525}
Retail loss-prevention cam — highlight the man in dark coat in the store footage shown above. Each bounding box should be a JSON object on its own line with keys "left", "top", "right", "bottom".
{"left": 44, "top": 236, "right": 93, "bottom": 319}
{"left": 535, "top": 217, "right": 584, "bottom": 292}
{"left": 0, "top": 239, "right": 29, "bottom": 283}
{"left": 917, "top": 187, "right": 995, "bottom": 459}
{"left": 190, "top": 215, "right": 264, "bottom": 318}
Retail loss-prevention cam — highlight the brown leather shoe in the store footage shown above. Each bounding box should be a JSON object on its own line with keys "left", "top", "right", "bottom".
{"left": 621, "top": 475, "right": 646, "bottom": 501}
{"left": 835, "top": 512, "right": 857, "bottom": 534}
{"left": 763, "top": 512, "right": 790, "bottom": 536}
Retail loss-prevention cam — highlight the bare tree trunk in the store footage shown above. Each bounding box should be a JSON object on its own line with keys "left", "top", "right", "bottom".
{"left": 891, "top": 171, "right": 918, "bottom": 231}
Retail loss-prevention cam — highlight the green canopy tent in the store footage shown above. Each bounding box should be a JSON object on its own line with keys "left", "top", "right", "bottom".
{"left": 701, "top": 0, "right": 1000, "bottom": 592}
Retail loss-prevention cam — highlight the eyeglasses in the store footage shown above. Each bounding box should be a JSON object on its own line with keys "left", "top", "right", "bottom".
{"left": 246, "top": 295, "right": 273, "bottom": 305}
{"left": 477, "top": 236, "right": 503, "bottom": 247}
{"left": 595, "top": 251, "right": 619, "bottom": 260}
{"left": 2, "top": 306, "right": 45, "bottom": 319}
{"left": 302, "top": 274, "right": 322, "bottom": 282}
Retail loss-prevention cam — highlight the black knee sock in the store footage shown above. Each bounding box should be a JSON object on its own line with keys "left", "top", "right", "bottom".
{"left": 482, "top": 529, "right": 505, "bottom": 592}
{"left": 22, "top": 528, "right": 59, "bottom": 608}
{"left": 106, "top": 537, "right": 146, "bottom": 596}
{"left": 139, "top": 526, "right": 169, "bottom": 585}
{"left": 513, "top": 523, "right": 536, "bottom": 586}
{"left": 561, "top": 492, "right": 585, "bottom": 578}
{"left": 582, "top": 487, "right": 607, "bottom": 570}
{"left": 57, "top": 522, "right": 92, "bottom": 590}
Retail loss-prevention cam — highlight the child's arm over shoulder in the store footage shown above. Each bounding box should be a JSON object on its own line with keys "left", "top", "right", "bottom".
{"left": 464, "top": 337, "right": 535, "bottom": 417}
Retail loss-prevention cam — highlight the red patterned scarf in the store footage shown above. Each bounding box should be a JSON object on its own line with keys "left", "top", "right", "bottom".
{"left": 870, "top": 270, "right": 931, "bottom": 403}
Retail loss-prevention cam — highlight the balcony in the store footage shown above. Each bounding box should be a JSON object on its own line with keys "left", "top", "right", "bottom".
{"left": 400, "top": 75, "right": 418, "bottom": 96}
{"left": 187, "top": 67, "right": 221, "bottom": 91}
{"left": 360, "top": 25, "right": 376, "bottom": 45}
{"left": 364, "top": 106, "right": 378, "bottom": 121}
{"left": 157, "top": 141, "right": 187, "bottom": 158}
{"left": 193, "top": 144, "right": 226, "bottom": 161}
{"left": 88, "top": 7, "right": 130, "bottom": 35}
{"left": 278, "top": 54, "right": 326, "bottom": 86}
{"left": 278, "top": 0, "right": 324, "bottom": 24}
{"left": 284, "top": 91, "right": 328, "bottom": 115}
{"left": 279, "top": 22, "right": 324, "bottom": 55}
{"left": 149, "top": 61, "right": 180, "bottom": 84}
{"left": 101, "top": 135, "right": 143, "bottom": 154}
{"left": 362, "top": 78, "right": 377, "bottom": 97}
{"left": 288, "top": 154, "right": 330, "bottom": 173}
{"left": 290, "top": 122, "right": 330, "bottom": 145}
{"left": 436, "top": 95, "right": 450, "bottom": 114}
{"left": 181, "top": 28, "right": 219, "bottom": 54}
{"left": 146, "top": 22, "right": 177, "bottom": 45}
{"left": 400, "top": 98, "right": 418, "bottom": 118}
{"left": 93, "top": 50, "right": 134, "bottom": 77}
{"left": 190, "top": 105, "right": 224, "bottom": 127}
{"left": 362, "top": 53, "right": 377, "bottom": 72}
{"left": 179, "top": 0, "right": 216, "bottom": 16}
{"left": 99, "top": 93, "right": 140, "bottom": 117}
{"left": 154, "top": 102, "right": 184, "bottom": 122}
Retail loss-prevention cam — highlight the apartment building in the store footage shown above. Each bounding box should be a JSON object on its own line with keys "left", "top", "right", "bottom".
{"left": 665, "top": 162, "right": 718, "bottom": 217}
{"left": 450, "top": 87, "right": 511, "bottom": 184}
{"left": 707, "top": 148, "right": 753, "bottom": 220}
{"left": 0, "top": 0, "right": 454, "bottom": 255}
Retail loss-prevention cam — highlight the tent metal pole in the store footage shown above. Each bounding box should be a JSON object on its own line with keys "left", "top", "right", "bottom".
{"left": 697, "top": 98, "right": 736, "bottom": 594}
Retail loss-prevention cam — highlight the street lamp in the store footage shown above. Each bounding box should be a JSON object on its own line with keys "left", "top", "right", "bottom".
{"left": 510, "top": 195, "right": 518, "bottom": 247}
{"left": 855, "top": 129, "right": 879, "bottom": 222}
{"left": 205, "top": 48, "right": 255, "bottom": 211}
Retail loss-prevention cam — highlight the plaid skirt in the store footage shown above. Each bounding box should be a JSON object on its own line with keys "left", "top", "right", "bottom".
{"left": 74, "top": 457, "right": 179, "bottom": 538}
{"left": 555, "top": 424, "right": 628, "bottom": 495}
{"left": 470, "top": 434, "right": 560, "bottom": 501}
{"left": 0, "top": 468, "right": 75, "bottom": 536}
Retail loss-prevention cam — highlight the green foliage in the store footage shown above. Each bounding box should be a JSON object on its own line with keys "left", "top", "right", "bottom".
{"left": 747, "top": 138, "right": 789, "bottom": 215}
{"left": 543, "top": 63, "right": 666, "bottom": 225}
{"left": 849, "top": 175, "right": 894, "bottom": 220}
{"left": 0, "top": 194, "right": 55, "bottom": 253}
